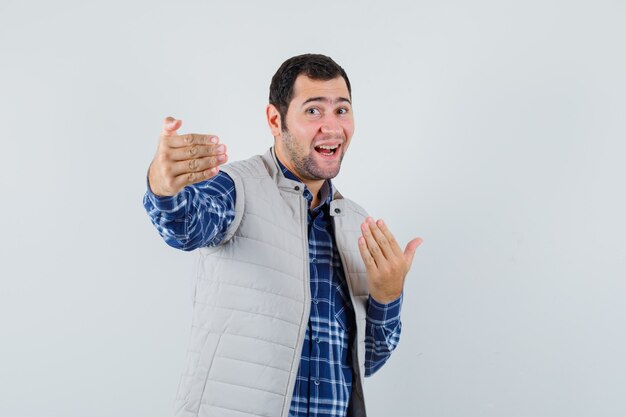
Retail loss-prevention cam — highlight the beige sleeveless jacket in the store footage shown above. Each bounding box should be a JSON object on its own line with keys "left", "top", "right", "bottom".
{"left": 173, "top": 148, "right": 370, "bottom": 417}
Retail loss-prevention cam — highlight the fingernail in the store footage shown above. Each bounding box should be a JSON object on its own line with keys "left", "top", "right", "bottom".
{"left": 218, "top": 154, "right": 226, "bottom": 162}
{"left": 217, "top": 144, "right": 225, "bottom": 152}
{"left": 211, "top": 136, "right": 219, "bottom": 144}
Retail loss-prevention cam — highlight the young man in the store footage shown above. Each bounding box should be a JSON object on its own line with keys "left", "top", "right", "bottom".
{"left": 144, "top": 54, "right": 422, "bottom": 417}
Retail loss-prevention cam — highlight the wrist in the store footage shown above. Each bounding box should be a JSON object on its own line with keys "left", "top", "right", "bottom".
{"left": 145, "top": 175, "right": 186, "bottom": 211}
{"left": 369, "top": 289, "right": 403, "bottom": 305}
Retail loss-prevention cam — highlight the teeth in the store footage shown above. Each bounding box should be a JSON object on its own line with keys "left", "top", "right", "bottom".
{"left": 318, "top": 145, "right": 338, "bottom": 150}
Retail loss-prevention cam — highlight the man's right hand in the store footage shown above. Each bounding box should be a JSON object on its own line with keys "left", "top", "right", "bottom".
{"left": 147, "top": 116, "right": 228, "bottom": 197}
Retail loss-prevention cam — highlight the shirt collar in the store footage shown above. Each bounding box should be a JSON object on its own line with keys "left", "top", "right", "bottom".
{"left": 274, "top": 150, "right": 333, "bottom": 210}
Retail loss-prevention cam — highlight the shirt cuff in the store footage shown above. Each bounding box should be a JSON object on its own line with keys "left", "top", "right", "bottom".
{"left": 145, "top": 176, "right": 188, "bottom": 212}
{"left": 367, "top": 293, "right": 403, "bottom": 326}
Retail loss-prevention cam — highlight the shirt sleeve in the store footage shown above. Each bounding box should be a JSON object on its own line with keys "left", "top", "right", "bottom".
{"left": 142, "top": 171, "right": 236, "bottom": 251}
{"left": 364, "top": 293, "right": 403, "bottom": 377}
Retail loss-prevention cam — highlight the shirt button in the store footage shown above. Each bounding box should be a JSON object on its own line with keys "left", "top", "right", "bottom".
{"left": 334, "top": 208, "right": 341, "bottom": 214}
{"left": 314, "top": 379, "right": 320, "bottom": 386}
{"left": 312, "top": 298, "right": 318, "bottom": 304}
{"left": 294, "top": 185, "right": 300, "bottom": 191}
{"left": 311, "top": 258, "right": 317, "bottom": 264}
{"left": 315, "top": 337, "right": 320, "bottom": 344}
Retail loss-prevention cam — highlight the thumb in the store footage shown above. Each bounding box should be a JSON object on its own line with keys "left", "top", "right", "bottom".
{"left": 403, "top": 237, "right": 423, "bottom": 267}
{"left": 161, "top": 116, "right": 182, "bottom": 136}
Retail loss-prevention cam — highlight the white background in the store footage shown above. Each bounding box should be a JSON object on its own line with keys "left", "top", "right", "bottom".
{"left": 1, "top": 0, "right": 625, "bottom": 416}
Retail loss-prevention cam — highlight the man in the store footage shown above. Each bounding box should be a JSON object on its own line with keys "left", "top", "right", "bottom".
{"left": 144, "top": 54, "right": 422, "bottom": 417}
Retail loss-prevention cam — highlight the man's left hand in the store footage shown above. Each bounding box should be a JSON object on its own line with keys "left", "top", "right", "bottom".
{"left": 357, "top": 217, "right": 423, "bottom": 304}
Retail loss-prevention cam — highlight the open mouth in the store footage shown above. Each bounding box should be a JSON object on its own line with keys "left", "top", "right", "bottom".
{"left": 314, "top": 144, "right": 341, "bottom": 157}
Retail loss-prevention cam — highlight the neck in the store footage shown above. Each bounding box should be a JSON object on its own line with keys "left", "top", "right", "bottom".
{"left": 273, "top": 146, "right": 326, "bottom": 208}
{"left": 304, "top": 179, "right": 325, "bottom": 208}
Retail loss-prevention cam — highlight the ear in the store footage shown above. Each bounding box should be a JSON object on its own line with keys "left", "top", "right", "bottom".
{"left": 266, "top": 104, "right": 282, "bottom": 138}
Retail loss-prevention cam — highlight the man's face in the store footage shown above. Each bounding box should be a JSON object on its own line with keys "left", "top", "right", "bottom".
{"left": 274, "top": 75, "right": 354, "bottom": 181}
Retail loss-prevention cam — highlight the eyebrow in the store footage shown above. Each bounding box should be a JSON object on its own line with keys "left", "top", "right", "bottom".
{"left": 301, "top": 96, "right": 352, "bottom": 107}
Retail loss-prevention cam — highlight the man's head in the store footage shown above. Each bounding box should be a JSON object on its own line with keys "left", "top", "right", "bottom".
{"left": 269, "top": 54, "right": 352, "bottom": 128}
{"left": 267, "top": 54, "right": 354, "bottom": 183}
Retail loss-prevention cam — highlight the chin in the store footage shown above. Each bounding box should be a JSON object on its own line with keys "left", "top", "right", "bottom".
{"left": 315, "top": 166, "right": 342, "bottom": 180}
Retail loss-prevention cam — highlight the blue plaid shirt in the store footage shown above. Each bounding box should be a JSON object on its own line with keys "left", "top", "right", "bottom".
{"left": 144, "top": 152, "right": 403, "bottom": 417}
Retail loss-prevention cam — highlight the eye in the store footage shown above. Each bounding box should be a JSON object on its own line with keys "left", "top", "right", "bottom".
{"left": 337, "top": 107, "right": 350, "bottom": 115}
{"left": 306, "top": 107, "right": 321, "bottom": 115}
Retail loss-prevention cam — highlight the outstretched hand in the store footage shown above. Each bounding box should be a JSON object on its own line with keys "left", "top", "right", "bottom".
{"left": 357, "top": 217, "right": 422, "bottom": 304}
{"left": 147, "top": 117, "right": 228, "bottom": 197}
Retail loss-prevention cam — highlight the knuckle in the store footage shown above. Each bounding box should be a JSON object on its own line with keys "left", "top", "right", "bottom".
{"left": 187, "top": 172, "right": 195, "bottom": 183}
{"left": 185, "top": 134, "right": 194, "bottom": 144}
{"left": 202, "top": 156, "right": 214, "bottom": 168}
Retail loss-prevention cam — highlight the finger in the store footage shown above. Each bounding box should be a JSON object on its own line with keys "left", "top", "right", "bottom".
{"left": 357, "top": 236, "right": 377, "bottom": 273}
{"left": 361, "top": 221, "right": 387, "bottom": 268}
{"left": 168, "top": 143, "right": 227, "bottom": 161}
{"left": 376, "top": 218, "right": 404, "bottom": 258}
{"left": 173, "top": 166, "right": 220, "bottom": 189}
{"left": 404, "top": 237, "right": 423, "bottom": 267}
{"left": 161, "top": 116, "right": 182, "bottom": 136}
{"left": 169, "top": 154, "right": 228, "bottom": 176}
{"left": 366, "top": 217, "right": 395, "bottom": 259}
{"left": 166, "top": 133, "right": 220, "bottom": 148}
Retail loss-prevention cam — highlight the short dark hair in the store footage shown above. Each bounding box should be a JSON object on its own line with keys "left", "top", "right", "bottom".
{"left": 269, "top": 54, "right": 352, "bottom": 130}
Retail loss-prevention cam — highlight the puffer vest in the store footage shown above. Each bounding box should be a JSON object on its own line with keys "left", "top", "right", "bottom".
{"left": 173, "top": 148, "right": 370, "bottom": 417}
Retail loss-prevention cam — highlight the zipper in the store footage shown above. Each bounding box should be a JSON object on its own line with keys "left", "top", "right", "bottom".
{"left": 282, "top": 193, "right": 311, "bottom": 416}
{"left": 333, "top": 210, "right": 366, "bottom": 408}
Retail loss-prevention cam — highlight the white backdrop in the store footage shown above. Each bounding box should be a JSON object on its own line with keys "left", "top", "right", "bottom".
{"left": 1, "top": 1, "right": 625, "bottom": 416}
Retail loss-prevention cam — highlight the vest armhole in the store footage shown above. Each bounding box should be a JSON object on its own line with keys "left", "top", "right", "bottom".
{"left": 217, "top": 166, "right": 245, "bottom": 244}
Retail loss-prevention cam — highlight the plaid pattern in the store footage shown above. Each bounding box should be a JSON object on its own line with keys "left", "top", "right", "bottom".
{"left": 144, "top": 156, "right": 402, "bottom": 417}
{"left": 143, "top": 174, "right": 236, "bottom": 251}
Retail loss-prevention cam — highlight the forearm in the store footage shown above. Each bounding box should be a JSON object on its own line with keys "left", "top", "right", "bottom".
{"left": 364, "top": 294, "right": 403, "bottom": 377}
{"left": 143, "top": 171, "right": 236, "bottom": 251}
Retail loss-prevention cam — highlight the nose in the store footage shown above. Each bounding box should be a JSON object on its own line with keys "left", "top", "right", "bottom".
{"left": 320, "top": 117, "right": 342, "bottom": 136}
